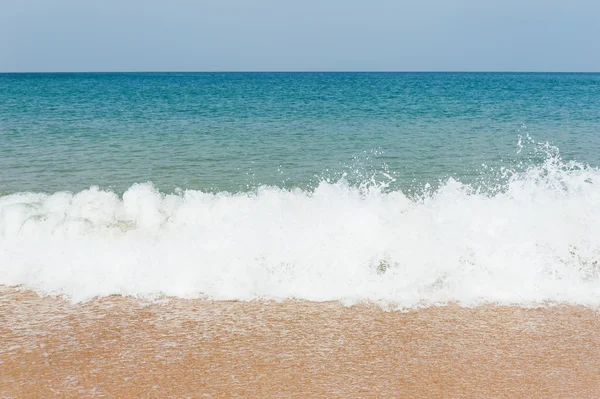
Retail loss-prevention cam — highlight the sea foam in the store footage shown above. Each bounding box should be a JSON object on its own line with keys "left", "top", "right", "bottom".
{"left": 1, "top": 151, "right": 600, "bottom": 308}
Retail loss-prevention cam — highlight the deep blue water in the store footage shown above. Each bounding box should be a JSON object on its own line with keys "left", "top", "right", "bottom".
{"left": 1, "top": 72, "right": 599, "bottom": 194}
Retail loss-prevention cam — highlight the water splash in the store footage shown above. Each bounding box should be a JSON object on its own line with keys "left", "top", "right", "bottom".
{"left": 1, "top": 142, "right": 599, "bottom": 308}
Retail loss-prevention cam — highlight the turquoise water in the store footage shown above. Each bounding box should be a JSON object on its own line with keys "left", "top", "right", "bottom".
{"left": 2, "top": 72, "right": 599, "bottom": 194}
{"left": 2, "top": 72, "right": 600, "bottom": 306}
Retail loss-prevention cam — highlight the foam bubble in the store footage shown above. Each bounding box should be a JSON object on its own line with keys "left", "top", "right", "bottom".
{"left": 1, "top": 151, "right": 600, "bottom": 308}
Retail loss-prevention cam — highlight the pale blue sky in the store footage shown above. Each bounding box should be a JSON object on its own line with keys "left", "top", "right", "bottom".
{"left": 1, "top": 0, "right": 599, "bottom": 72}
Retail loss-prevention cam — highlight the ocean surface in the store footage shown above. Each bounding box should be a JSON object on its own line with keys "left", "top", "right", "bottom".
{"left": 1, "top": 72, "right": 600, "bottom": 307}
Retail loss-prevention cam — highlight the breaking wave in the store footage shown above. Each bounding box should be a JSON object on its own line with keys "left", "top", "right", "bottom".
{"left": 1, "top": 143, "right": 600, "bottom": 308}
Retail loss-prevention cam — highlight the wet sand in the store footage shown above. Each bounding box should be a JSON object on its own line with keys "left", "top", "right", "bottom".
{"left": 1, "top": 287, "right": 600, "bottom": 398}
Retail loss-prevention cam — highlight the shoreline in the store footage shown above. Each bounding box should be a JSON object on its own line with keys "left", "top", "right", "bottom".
{"left": 2, "top": 288, "right": 600, "bottom": 398}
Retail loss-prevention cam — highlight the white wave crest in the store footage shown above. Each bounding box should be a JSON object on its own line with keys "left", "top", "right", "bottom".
{"left": 1, "top": 154, "right": 600, "bottom": 308}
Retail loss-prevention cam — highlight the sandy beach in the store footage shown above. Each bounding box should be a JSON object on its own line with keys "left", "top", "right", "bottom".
{"left": 1, "top": 287, "right": 599, "bottom": 398}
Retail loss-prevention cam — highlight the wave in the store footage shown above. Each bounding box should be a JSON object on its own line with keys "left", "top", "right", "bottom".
{"left": 1, "top": 147, "right": 600, "bottom": 308}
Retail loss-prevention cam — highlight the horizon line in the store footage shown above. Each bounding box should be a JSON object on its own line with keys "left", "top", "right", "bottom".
{"left": 1, "top": 70, "right": 599, "bottom": 74}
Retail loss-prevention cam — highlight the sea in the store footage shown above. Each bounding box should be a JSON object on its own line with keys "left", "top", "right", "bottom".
{"left": 1, "top": 72, "right": 599, "bottom": 307}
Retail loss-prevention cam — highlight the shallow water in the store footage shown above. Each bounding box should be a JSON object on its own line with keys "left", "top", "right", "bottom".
{"left": 1, "top": 288, "right": 599, "bottom": 398}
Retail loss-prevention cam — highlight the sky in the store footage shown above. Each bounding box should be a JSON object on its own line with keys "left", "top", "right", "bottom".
{"left": 1, "top": 0, "right": 599, "bottom": 72}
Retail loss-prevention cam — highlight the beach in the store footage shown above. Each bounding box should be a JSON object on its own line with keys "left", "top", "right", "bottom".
{"left": 2, "top": 287, "right": 599, "bottom": 398}
{"left": 3, "top": 72, "right": 600, "bottom": 398}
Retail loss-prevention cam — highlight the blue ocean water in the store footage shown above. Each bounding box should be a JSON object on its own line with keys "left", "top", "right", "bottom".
{"left": 1, "top": 72, "right": 600, "bottom": 306}
{"left": 1, "top": 72, "right": 599, "bottom": 194}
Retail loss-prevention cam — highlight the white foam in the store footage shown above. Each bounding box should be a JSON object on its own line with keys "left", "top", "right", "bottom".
{"left": 1, "top": 154, "right": 600, "bottom": 308}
